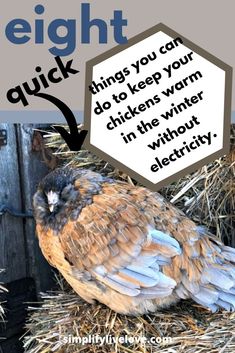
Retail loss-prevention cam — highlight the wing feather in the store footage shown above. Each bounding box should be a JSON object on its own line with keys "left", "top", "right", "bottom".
{"left": 59, "top": 187, "right": 180, "bottom": 299}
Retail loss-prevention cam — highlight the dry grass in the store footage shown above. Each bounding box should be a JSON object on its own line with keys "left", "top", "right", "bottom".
{"left": 23, "top": 277, "right": 235, "bottom": 353}
{"left": 23, "top": 125, "right": 235, "bottom": 352}
{"left": 160, "top": 125, "right": 235, "bottom": 247}
{"left": 43, "top": 124, "right": 235, "bottom": 246}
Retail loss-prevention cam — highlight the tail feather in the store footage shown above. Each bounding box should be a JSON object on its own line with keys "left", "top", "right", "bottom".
{"left": 201, "top": 267, "right": 234, "bottom": 290}
{"left": 193, "top": 286, "right": 219, "bottom": 305}
{"left": 219, "top": 292, "right": 235, "bottom": 307}
{"left": 221, "top": 245, "right": 235, "bottom": 262}
{"left": 197, "top": 261, "right": 235, "bottom": 311}
{"left": 217, "top": 299, "right": 233, "bottom": 311}
{"left": 224, "top": 287, "right": 235, "bottom": 295}
{"left": 192, "top": 286, "right": 235, "bottom": 312}
{"left": 177, "top": 227, "right": 235, "bottom": 312}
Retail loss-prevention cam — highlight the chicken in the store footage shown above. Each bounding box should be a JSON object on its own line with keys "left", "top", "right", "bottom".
{"left": 33, "top": 167, "right": 235, "bottom": 315}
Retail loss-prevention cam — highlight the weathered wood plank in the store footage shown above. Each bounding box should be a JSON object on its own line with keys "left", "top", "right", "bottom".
{"left": 16, "top": 124, "right": 56, "bottom": 292}
{"left": 0, "top": 124, "right": 27, "bottom": 283}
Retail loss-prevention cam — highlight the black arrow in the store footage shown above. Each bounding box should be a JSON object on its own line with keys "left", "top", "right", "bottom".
{"left": 34, "top": 92, "right": 88, "bottom": 151}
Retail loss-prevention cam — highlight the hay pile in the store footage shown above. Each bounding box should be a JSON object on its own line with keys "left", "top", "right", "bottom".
{"left": 23, "top": 125, "right": 235, "bottom": 353}
{"left": 43, "top": 124, "right": 235, "bottom": 246}
{"left": 23, "top": 277, "right": 235, "bottom": 353}
{"left": 161, "top": 124, "right": 235, "bottom": 247}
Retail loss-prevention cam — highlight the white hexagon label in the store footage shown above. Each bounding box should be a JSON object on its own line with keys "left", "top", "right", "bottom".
{"left": 84, "top": 24, "right": 232, "bottom": 190}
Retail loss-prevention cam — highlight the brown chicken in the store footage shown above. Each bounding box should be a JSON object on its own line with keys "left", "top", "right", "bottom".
{"left": 33, "top": 167, "right": 235, "bottom": 315}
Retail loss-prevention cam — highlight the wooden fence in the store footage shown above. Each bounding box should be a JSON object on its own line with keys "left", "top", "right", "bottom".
{"left": 0, "top": 124, "right": 55, "bottom": 352}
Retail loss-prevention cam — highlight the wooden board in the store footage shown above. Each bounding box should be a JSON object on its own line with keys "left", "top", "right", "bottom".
{"left": 0, "top": 123, "right": 57, "bottom": 351}
{"left": 0, "top": 124, "right": 27, "bottom": 283}
{"left": 16, "top": 124, "right": 56, "bottom": 292}
{"left": 0, "top": 123, "right": 56, "bottom": 289}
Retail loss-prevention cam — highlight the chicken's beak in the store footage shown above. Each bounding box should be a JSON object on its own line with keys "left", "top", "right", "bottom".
{"left": 47, "top": 191, "right": 59, "bottom": 213}
{"left": 49, "top": 204, "right": 54, "bottom": 213}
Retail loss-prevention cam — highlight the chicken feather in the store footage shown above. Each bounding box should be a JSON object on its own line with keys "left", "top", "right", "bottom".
{"left": 33, "top": 167, "right": 235, "bottom": 315}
